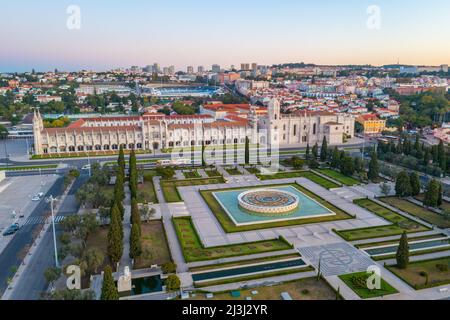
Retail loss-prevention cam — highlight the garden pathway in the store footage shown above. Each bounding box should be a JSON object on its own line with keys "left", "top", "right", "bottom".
{"left": 118, "top": 182, "right": 132, "bottom": 272}
{"left": 152, "top": 176, "right": 188, "bottom": 275}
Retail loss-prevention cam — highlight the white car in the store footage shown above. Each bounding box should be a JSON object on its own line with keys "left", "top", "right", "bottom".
{"left": 37, "top": 192, "right": 44, "bottom": 198}
{"left": 31, "top": 195, "right": 40, "bottom": 201}
{"left": 81, "top": 164, "right": 91, "bottom": 170}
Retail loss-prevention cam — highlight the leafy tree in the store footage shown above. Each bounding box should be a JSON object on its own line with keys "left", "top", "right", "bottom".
{"left": 380, "top": 182, "right": 392, "bottom": 197}
{"left": 129, "top": 223, "right": 142, "bottom": 259}
{"left": 161, "top": 262, "right": 177, "bottom": 274}
{"left": 395, "top": 171, "right": 412, "bottom": 197}
{"left": 320, "top": 137, "right": 328, "bottom": 162}
{"left": 101, "top": 266, "right": 119, "bottom": 300}
{"left": 409, "top": 172, "right": 421, "bottom": 196}
{"left": 166, "top": 274, "right": 181, "bottom": 291}
{"left": 48, "top": 289, "right": 94, "bottom": 300}
{"left": 368, "top": 152, "right": 379, "bottom": 182}
{"left": 44, "top": 267, "right": 61, "bottom": 287}
{"left": 331, "top": 147, "right": 340, "bottom": 168}
{"left": 396, "top": 232, "right": 409, "bottom": 269}
{"left": 0, "top": 124, "right": 9, "bottom": 139}
{"left": 340, "top": 155, "right": 355, "bottom": 176}
{"left": 84, "top": 248, "right": 105, "bottom": 274}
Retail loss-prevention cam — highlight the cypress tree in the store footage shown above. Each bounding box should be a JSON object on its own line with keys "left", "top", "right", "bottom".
{"left": 245, "top": 137, "right": 250, "bottom": 165}
{"left": 201, "top": 141, "right": 206, "bottom": 167}
{"left": 438, "top": 182, "right": 443, "bottom": 206}
{"left": 305, "top": 143, "right": 310, "bottom": 160}
{"left": 118, "top": 145, "right": 125, "bottom": 173}
{"left": 424, "top": 179, "right": 440, "bottom": 208}
{"left": 107, "top": 204, "right": 123, "bottom": 264}
{"left": 129, "top": 148, "right": 137, "bottom": 199}
{"left": 130, "top": 198, "right": 141, "bottom": 234}
{"left": 414, "top": 135, "right": 420, "bottom": 151}
{"left": 438, "top": 140, "right": 446, "bottom": 172}
{"left": 129, "top": 223, "right": 142, "bottom": 259}
{"left": 320, "top": 136, "right": 328, "bottom": 162}
{"left": 101, "top": 265, "right": 119, "bottom": 300}
{"left": 396, "top": 232, "right": 409, "bottom": 269}
{"left": 368, "top": 151, "right": 379, "bottom": 182}
{"left": 312, "top": 143, "right": 319, "bottom": 159}
{"left": 409, "top": 172, "right": 421, "bottom": 196}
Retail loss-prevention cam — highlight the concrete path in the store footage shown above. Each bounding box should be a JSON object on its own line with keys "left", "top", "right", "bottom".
{"left": 118, "top": 182, "right": 132, "bottom": 273}
{"left": 198, "top": 270, "right": 317, "bottom": 293}
{"left": 197, "top": 169, "right": 209, "bottom": 179}
{"left": 152, "top": 177, "right": 188, "bottom": 274}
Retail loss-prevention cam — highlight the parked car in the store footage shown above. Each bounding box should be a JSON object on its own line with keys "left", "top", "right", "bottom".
{"left": 31, "top": 195, "right": 41, "bottom": 201}
{"left": 37, "top": 192, "right": 44, "bottom": 198}
{"left": 81, "top": 164, "right": 91, "bottom": 170}
{"left": 2, "top": 223, "right": 20, "bottom": 236}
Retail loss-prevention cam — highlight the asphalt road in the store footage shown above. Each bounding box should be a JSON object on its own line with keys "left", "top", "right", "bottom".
{"left": 0, "top": 173, "right": 88, "bottom": 299}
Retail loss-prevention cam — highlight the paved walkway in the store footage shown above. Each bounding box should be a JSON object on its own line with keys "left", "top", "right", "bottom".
{"left": 177, "top": 177, "right": 389, "bottom": 248}
{"left": 152, "top": 177, "right": 188, "bottom": 274}
{"left": 118, "top": 182, "right": 132, "bottom": 273}
{"left": 198, "top": 270, "right": 317, "bottom": 293}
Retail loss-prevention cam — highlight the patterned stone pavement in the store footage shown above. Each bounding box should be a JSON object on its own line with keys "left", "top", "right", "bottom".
{"left": 298, "top": 242, "right": 375, "bottom": 276}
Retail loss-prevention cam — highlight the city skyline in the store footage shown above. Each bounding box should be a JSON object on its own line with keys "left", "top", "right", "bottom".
{"left": 1, "top": 0, "right": 450, "bottom": 72}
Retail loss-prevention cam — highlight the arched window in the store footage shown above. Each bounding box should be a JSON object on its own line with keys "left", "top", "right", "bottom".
{"left": 313, "top": 123, "right": 317, "bottom": 135}
{"left": 293, "top": 125, "right": 297, "bottom": 136}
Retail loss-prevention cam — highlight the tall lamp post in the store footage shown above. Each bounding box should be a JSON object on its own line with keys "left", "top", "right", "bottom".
{"left": 49, "top": 195, "right": 59, "bottom": 268}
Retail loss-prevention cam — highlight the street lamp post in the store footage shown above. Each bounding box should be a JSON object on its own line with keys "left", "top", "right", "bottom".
{"left": 49, "top": 195, "right": 59, "bottom": 268}
{"left": 87, "top": 152, "right": 91, "bottom": 177}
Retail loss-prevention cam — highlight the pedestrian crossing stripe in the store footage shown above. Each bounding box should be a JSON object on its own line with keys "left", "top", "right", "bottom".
{"left": 22, "top": 215, "right": 66, "bottom": 226}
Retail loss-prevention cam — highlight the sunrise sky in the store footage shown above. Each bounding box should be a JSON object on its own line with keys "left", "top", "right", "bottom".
{"left": 1, "top": 0, "right": 449, "bottom": 72}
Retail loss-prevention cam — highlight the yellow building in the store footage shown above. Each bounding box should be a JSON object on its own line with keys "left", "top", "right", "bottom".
{"left": 357, "top": 114, "right": 386, "bottom": 135}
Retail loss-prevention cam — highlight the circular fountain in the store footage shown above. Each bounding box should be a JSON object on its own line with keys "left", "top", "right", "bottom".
{"left": 237, "top": 189, "right": 299, "bottom": 216}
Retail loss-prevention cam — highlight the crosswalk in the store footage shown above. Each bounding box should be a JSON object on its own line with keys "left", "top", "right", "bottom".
{"left": 21, "top": 215, "right": 66, "bottom": 226}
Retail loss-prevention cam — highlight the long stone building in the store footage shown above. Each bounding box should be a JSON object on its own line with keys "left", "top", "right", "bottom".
{"left": 32, "top": 99, "right": 354, "bottom": 155}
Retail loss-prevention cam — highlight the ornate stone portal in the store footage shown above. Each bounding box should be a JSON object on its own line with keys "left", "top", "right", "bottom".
{"left": 237, "top": 189, "right": 299, "bottom": 216}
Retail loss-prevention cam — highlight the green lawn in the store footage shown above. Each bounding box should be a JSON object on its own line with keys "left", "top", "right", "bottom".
{"left": 183, "top": 170, "right": 201, "bottom": 179}
{"left": 204, "top": 169, "right": 222, "bottom": 177}
{"left": 336, "top": 199, "right": 429, "bottom": 241}
{"left": 200, "top": 183, "right": 353, "bottom": 233}
{"left": 161, "top": 177, "right": 225, "bottom": 202}
{"left": 134, "top": 221, "right": 172, "bottom": 269}
{"left": 339, "top": 272, "right": 398, "bottom": 299}
{"left": 380, "top": 197, "right": 450, "bottom": 229}
{"left": 387, "top": 257, "right": 450, "bottom": 290}
{"left": 316, "top": 168, "right": 360, "bottom": 186}
{"left": 189, "top": 253, "right": 301, "bottom": 273}
{"left": 355, "top": 233, "right": 447, "bottom": 249}
{"left": 245, "top": 167, "right": 260, "bottom": 174}
{"left": 416, "top": 194, "right": 450, "bottom": 211}
{"left": 172, "top": 217, "right": 293, "bottom": 263}
{"left": 225, "top": 167, "right": 242, "bottom": 175}
{"left": 257, "top": 171, "right": 340, "bottom": 189}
